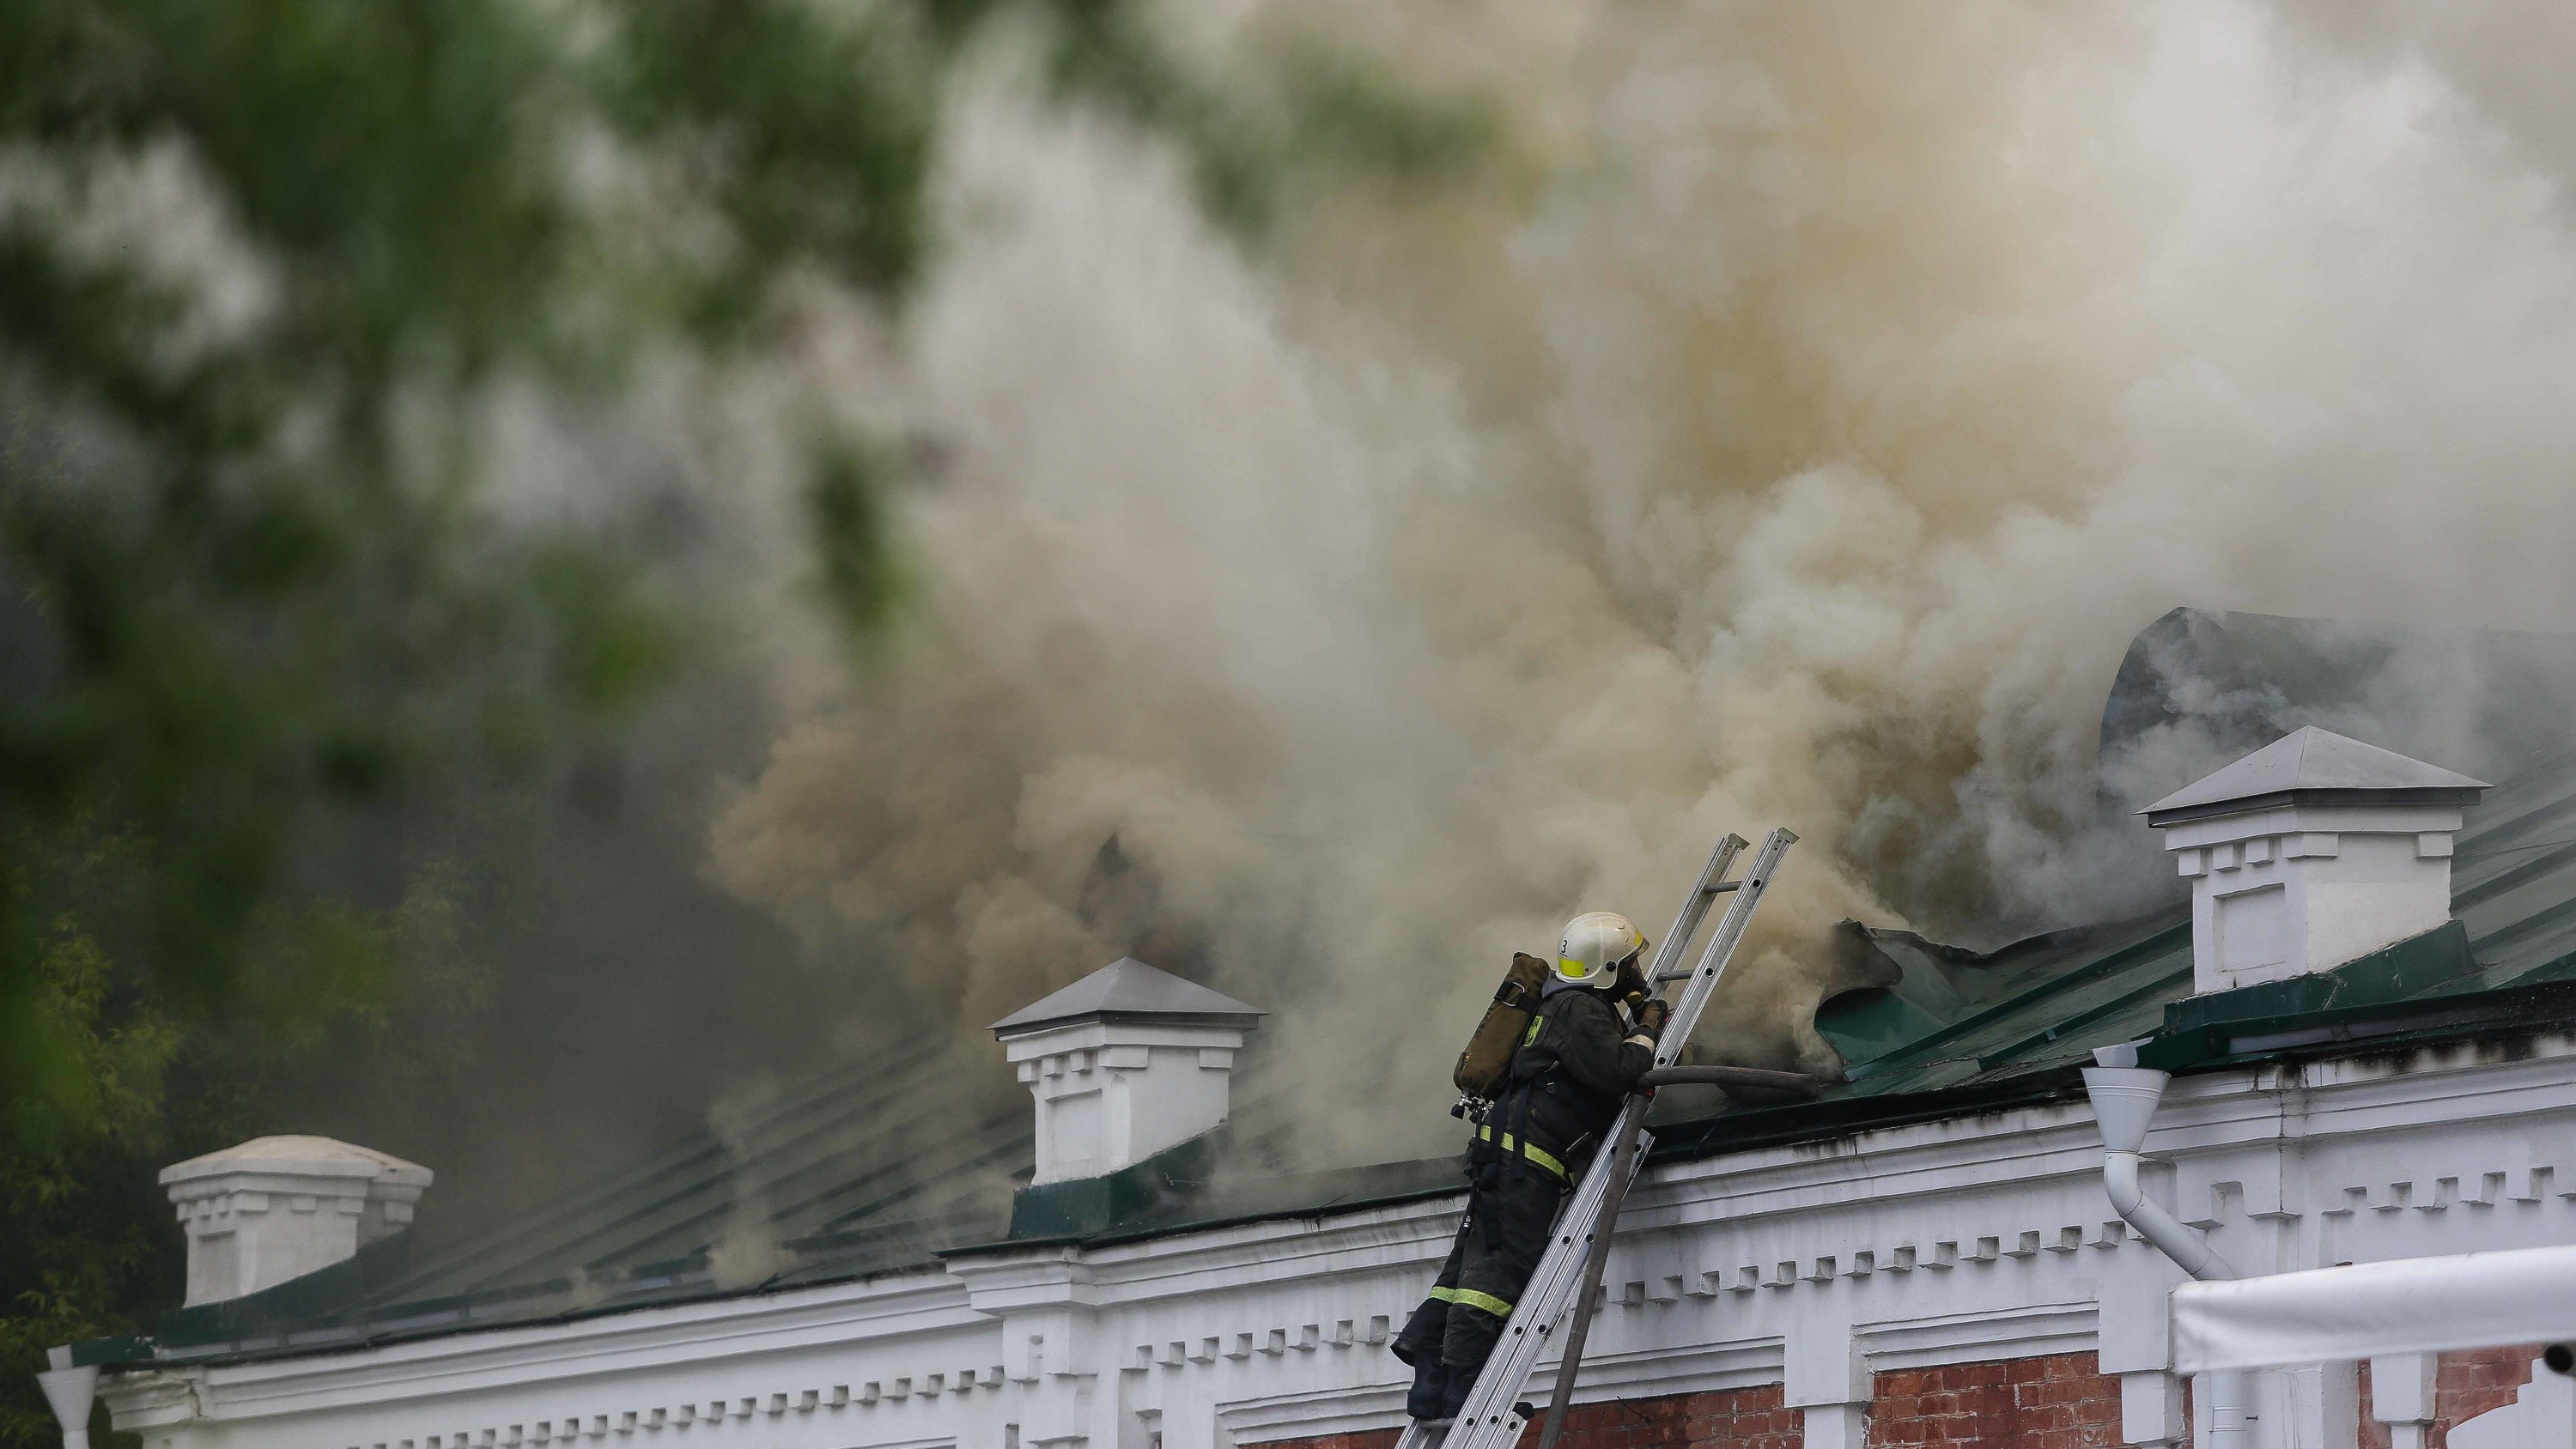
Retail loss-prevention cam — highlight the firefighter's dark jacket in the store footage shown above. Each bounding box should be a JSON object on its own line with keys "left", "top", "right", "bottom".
{"left": 1494, "top": 983, "right": 1656, "bottom": 1165}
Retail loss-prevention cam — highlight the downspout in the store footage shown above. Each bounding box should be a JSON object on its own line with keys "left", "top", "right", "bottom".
{"left": 37, "top": 1348, "right": 99, "bottom": 1449}
{"left": 2083, "top": 1046, "right": 2251, "bottom": 1449}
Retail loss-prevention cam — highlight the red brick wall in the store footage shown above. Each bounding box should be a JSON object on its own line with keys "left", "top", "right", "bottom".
{"left": 1255, "top": 1383, "right": 1794, "bottom": 1449}
{"left": 1258, "top": 1346, "right": 2561, "bottom": 1449}
{"left": 1262, "top": 1359, "right": 2127, "bottom": 1449}
{"left": 1534, "top": 1385, "right": 1801, "bottom": 1449}
{"left": 1869, "top": 1352, "right": 2122, "bottom": 1449}
{"left": 2360, "top": 1346, "right": 2545, "bottom": 1449}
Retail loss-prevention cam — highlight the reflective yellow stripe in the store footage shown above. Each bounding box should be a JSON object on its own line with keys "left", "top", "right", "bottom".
{"left": 1473, "top": 1125, "right": 1569, "bottom": 1179}
{"left": 1448, "top": 1288, "right": 1515, "bottom": 1319}
{"left": 1427, "top": 1286, "right": 1461, "bottom": 1304}
{"left": 1521, "top": 1014, "right": 1545, "bottom": 1047}
{"left": 1519, "top": 1139, "right": 1568, "bottom": 1179}
{"left": 1558, "top": 957, "right": 1587, "bottom": 979}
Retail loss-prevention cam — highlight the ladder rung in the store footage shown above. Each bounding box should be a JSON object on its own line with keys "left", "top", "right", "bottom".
{"left": 1709, "top": 880, "right": 1741, "bottom": 894}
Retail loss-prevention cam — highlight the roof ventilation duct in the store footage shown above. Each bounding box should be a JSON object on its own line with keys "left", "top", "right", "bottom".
{"left": 990, "top": 957, "right": 1264, "bottom": 1187}
{"left": 158, "top": 1137, "right": 432, "bottom": 1307}
{"left": 2142, "top": 727, "right": 2488, "bottom": 995}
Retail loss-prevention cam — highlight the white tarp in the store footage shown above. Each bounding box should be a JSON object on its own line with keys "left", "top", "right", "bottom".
{"left": 2173, "top": 1246, "right": 2576, "bottom": 1371}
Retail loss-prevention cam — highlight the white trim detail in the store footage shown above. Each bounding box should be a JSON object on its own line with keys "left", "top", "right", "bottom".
{"left": 94, "top": 1035, "right": 2576, "bottom": 1449}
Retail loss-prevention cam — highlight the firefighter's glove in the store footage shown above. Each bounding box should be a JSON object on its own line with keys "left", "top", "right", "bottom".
{"left": 1633, "top": 998, "right": 1672, "bottom": 1040}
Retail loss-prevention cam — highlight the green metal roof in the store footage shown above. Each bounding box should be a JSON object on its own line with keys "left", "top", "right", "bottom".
{"left": 1633, "top": 741, "right": 2576, "bottom": 1165}
{"left": 90, "top": 615, "right": 2576, "bottom": 1370}
{"left": 117, "top": 1027, "right": 1330, "bottom": 1364}
{"left": 125, "top": 1032, "right": 1039, "bottom": 1361}
{"left": 1807, "top": 741, "right": 2576, "bottom": 1097}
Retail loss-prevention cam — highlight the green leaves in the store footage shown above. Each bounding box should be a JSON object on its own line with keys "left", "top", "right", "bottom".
{"left": 805, "top": 438, "right": 907, "bottom": 640}
{"left": 1273, "top": 46, "right": 1498, "bottom": 194}
{"left": 0, "top": 0, "right": 1496, "bottom": 1161}
{"left": 608, "top": 0, "right": 939, "bottom": 323}
{"left": 0, "top": 0, "right": 1494, "bottom": 1440}
{"left": 528, "top": 542, "right": 682, "bottom": 713}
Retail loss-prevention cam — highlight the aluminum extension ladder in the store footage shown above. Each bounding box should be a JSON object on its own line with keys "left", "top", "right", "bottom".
{"left": 1392, "top": 827, "right": 1800, "bottom": 1449}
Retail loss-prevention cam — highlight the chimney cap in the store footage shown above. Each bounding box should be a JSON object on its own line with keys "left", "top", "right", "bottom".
{"left": 2142, "top": 726, "right": 2488, "bottom": 827}
{"left": 989, "top": 956, "right": 1264, "bottom": 1039}
{"left": 158, "top": 1134, "right": 431, "bottom": 1190}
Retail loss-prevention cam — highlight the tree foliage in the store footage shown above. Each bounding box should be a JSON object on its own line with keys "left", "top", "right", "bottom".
{"left": 0, "top": 1, "right": 1489, "bottom": 1442}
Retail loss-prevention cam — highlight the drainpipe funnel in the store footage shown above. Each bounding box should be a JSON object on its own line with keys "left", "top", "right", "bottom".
{"left": 37, "top": 1360, "right": 99, "bottom": 1449}
{"left": 2082, "top": 1066, "right": 2172, "bottom": 1155}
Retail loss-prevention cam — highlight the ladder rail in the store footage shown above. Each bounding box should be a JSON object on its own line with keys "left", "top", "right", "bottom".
{"left": 1648, "top": 828, "right": 1796, "bottom": 1082}
{"left": 1534, "top": 1100, "right": 1649, "bottom": 1449}
{"left": 1395, "top": 827, "right": 1798, "bottom": 1449}
{"left": 1642, "top": 833, "right": 1746, "bottom": 992}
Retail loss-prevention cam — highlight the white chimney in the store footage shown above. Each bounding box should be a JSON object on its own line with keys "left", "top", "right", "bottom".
{"left": 2143, "top": 726, "right": 2488, "bottom": 995}
{"left": 989, "top": 957, "right": 1263, "bottom": 1186}
{"left": 159, "top": 1136, "right": 431, "bottom": 1306}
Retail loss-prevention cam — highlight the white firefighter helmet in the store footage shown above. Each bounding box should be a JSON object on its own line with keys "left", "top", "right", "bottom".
{"left": 1556, "top": 911, "right": 1646, "bottom": 986}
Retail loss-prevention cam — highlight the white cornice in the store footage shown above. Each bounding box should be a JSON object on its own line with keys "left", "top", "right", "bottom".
{"left": 1857, "top": 1300, "right": 2097, "bottom": 1370}
{"left": 1220, "top": 1380, "right": 1411, "bottom": 1444}
{"left": 101, "top": 1031, "right": 2576, "bottom": 1444}
{"left": 117, "top": 1266, "right": 969, "bottom": 1424}
{"left": 942, "top": 1246, "right": 1104, "bottom": 1314}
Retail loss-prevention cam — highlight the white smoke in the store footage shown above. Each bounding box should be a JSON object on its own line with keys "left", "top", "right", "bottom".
{"left": 709, "top": 0, "right": 2576, "bottom": 1163}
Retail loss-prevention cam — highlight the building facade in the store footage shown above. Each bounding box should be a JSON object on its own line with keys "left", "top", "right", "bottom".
{"left": 44, "top": 719, "right": 2576, "bottom": 1449}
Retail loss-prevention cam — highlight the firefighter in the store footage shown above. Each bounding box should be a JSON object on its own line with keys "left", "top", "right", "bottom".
{"left": 1391, "top": 911, "right": 1671, "bottom": 1422}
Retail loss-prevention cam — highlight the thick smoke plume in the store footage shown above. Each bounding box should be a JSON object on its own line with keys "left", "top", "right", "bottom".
{"left": 710, "top": 1, "right": 2576, "bottom": 1164}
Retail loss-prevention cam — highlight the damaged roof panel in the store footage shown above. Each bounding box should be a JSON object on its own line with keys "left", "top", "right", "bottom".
{"left": 1818, "top": 744, "right": 2576, "bottom": 1090}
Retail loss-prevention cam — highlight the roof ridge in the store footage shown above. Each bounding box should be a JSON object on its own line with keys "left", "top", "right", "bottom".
{"left": 2143, "top": 724, "right": 2489, "bottom": 819}
{"left": 988, "top": 956, "right": 1264, "bottom": 1034}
